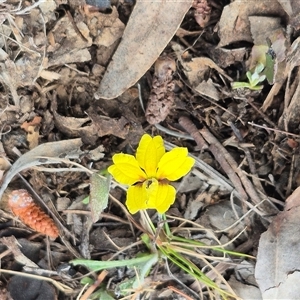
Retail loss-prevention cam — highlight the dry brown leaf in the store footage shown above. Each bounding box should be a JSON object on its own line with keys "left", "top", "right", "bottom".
{"left": 277, "top": 0, "right": 300, "bottom": 30}
{"left": 0, "top": 138, "right": 83, "bottom": 200}
{"left": 0, "top": 236, "right": 39, "bottom": 268}
{"left": 249, "top": 16, "right": 283, "bottom": 45}
{"left": 0, "top": 56, "right": 41, "bottom": 106}
{"left": 183, "top": 57, "right": 231, "bottom": 86}
{"left": 95, "top": 0, "right": 193, "bottom": 100}
{"left": 273, "top": 38, "right": 300, "bottom": 130}
{"left": 21, "top": 116, "right": 42, "bottom": 149}
{"left": 218, "top": 1, "right": 285, "bottom": 47}
{"left": 85, "top": 7, "right": 125, "bottom": 47}
{"left": 39, "top": 0, "right": 57, "bottom": 15}
{"left": 182, "top": 57, "right": 231, "bottom": 100}
{"left": 255, "top": 186, "right": 300, "bottom": 299}
{"left": 88, "top": 108, "right": 130, "bottom": 140}
{"left": 46, "top": 15, "right": 92, "bottom": 67}
{"left": 52, "top": 106, "right": 130, "bottom": 143}
{"left": 53, "top": 113, "right": 90, "bottom": 137}
{"left": 195, "top": 79, "right": 220, "bottom": 101}
{"left": 21, "top": 116, "right": 42, "bottom": 132}
{"left": 39, "top": 70, "right": 61, "bottom": 81}
{"left": 280, "top": 77, "right": 300, "bottom": 131}
{"left": 90, "top": 173, "right": 111, "bottom": 223}
{"left": 0, "top": 25, "right": 12, "bottom": 48}
{"left": 208, "top": 47, "right": 247, "bottom": 68}
{"left": 229, "top": 261, "right": 262, "bottom": 299}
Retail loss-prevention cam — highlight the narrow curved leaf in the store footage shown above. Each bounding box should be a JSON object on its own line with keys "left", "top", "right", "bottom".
{"left": 95, "top": 0, "right": 192, "bottom": 100}
{"left": 0, "top": 139, "right": 83, "bottom": 200}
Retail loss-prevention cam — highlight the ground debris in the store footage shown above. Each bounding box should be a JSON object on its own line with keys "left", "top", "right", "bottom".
{"left": 1, "top": 1, "right": 300, "bottom": 299}
{"left": 145, "top": 56, "right": 176, "bottom": 124}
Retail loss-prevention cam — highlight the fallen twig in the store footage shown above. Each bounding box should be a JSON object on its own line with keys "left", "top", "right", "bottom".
{"left": 179, "top": 116, "right": 248, "bottom": 201}
{"left": 179, "top": 116, "right": 278, "bottom": 216}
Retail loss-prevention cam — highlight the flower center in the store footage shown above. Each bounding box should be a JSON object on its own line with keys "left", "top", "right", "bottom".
{"left": 143, "top": 178, "right": 158, "bottom": 204}
{"left": 144, "top": 178, "right": 158, "bottom": 189}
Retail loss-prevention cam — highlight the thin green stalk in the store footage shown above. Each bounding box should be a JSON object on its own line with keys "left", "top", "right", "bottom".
{"left": 159, "top": 246, "right": 234, "bottom": 298}
{"left": 161, "top": 213, "right": 172, "bottom": 236}
{"left": 169, "top": 236, "right": 253, "bottom": 258}
{"left": 165, "top": 244, "right": 230, "bottom": 262}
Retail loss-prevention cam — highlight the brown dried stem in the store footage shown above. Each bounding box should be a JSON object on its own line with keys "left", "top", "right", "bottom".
{"left": 179, "top": 116, "right": 278, "bottom": 216}
{"left": 179, "top": 116, "right": 248, "bottom": 201}
{"left": 199, "top": 126, "right": 262, "bottom": 205}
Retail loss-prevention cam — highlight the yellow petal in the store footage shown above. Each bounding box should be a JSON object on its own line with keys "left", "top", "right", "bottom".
{"left": 108, "top": 153, "right": 147, "bottom": 185}
{"left": 156, "top": 148, "right": 195, "bottom": 181}
{"left": 146, "top": 182, "right": 176, "bottom": 214}
{"left": 136, "top": 134, "right": 165, "bottom": 178}
{"left": 126, "top": 184, "right": 148, "bottom": 214}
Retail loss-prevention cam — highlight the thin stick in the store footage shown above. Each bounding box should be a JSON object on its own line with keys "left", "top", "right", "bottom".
{"left": 229, "top": 121, "right": 265, "bottom": 194}
{"left": 199, "top": 126, "right": 261, "bottom": 205}
{"left": 244, "top": 97, "right": 277, "bottom": 128}
{"left": 248, "top": 121, "right": 300, "bottom": 138}
{"left": 80, "top": 270, "right": 108, "bottom": 300}
{"left": 167, "top": 286, "right": 194, "bottom": 300}
{"left": 179, "top": 116, "right": 248, "bottom": 201}
{"left": 0, "top": 269, "right": 73, "bottom": 293}
{"left": 15, "top": 0, "right": 47, "bottom": 14}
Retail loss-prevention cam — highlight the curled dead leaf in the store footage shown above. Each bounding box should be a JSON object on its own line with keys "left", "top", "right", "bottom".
{"left": 255, "top": 186, "right": 300, "bottom": 298}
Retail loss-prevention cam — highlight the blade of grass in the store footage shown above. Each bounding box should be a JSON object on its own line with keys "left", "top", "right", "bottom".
{"left": 159, "top": 246, "right": 234, "bottom": 298}
{"left": 71, "top": 253, "right": 158, "bottom": 272}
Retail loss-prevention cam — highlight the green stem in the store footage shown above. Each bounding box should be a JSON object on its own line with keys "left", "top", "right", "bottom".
{"left": 169, "top": 235, "right": 252, "bottom": 258}
{"left": 159, "top": 245, "right": 233, "bottom": 298}
{"left": 161, "top": 213, "right": 172, "bottom": 236}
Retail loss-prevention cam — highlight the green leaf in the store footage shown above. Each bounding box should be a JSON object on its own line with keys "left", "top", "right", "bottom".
{"left": 92, "top": 289, "right": 114, "bottom": 300}
{"left": 82, "top": 196, "right": 90, "bottom": 204}
{"left": 141, "top": 233, "right": 151, "bottom": 249}
{"left": 159, "top": 246, "right": 234, "bottom": 298}
{"left": 90, "top": 173, "right": 111, "bottom": 223}
{"left": 254, "top": 62, "right": 265, "bottom": 74}
{"left": 132, "top": 252, "right": 157, "bottom": 288}
{"left": 246, "top": 70, "right": 253, "bottom": 83}
{"left": 231, "top": 82, "right": 251, "bottom": 89}
{"left": 263, "top": 52, "right": 275, "bottom": 84}
{"left": 80, "top": 276, "right": 94, "bottom": 285}
{"left": 250, "top": 74, "right": 266, "bottom": 87}
{"left": 71, "top": 253, "right": 158, "bottom": 272}
{"left": 250, "top": 84, "right": 264, "bottom": 91}
{"left": 116, "top": 277, "right": 137, "bottom": 297}
{"left": 115, "top": 253, "right": 158, "bottom": 296}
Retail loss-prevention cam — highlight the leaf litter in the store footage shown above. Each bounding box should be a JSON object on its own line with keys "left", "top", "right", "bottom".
{"left": 0, "top": 0, "right": 300, "bottom": 299}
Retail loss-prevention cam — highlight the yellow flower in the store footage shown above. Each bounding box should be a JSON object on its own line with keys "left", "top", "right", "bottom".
{"left": 108, "top": 134, "right": 195, "bottom": 214}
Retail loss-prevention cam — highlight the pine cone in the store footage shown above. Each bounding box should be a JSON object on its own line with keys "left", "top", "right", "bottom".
{"left": 8, "top": 189, "right": 59, "bottom": 239}
{"left": 192, "top": 0, "right": 212, "bottom": 28}
{"left": 145, "top": 56, "right": 176, "bottom": 124}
